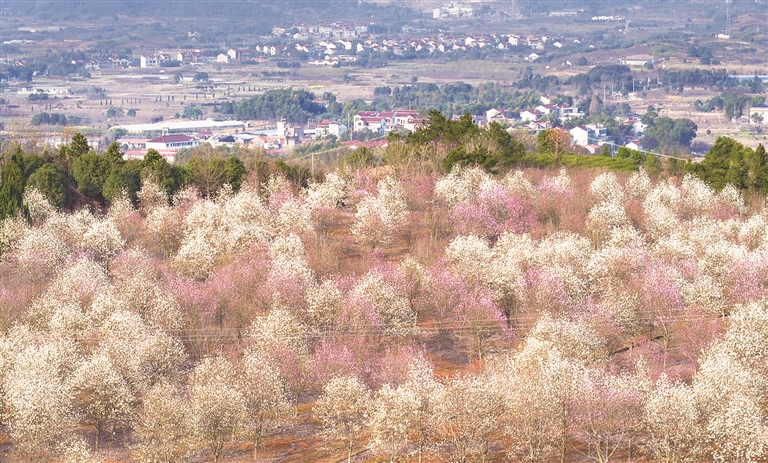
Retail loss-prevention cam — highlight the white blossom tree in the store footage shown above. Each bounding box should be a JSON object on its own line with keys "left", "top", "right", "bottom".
{"left": 572, "top": 371, "right": 644, "bottom": 463}
{"left": 96, "top": 310, "right": 186, "bottom": 394}
{"left": 70, "top": 353, "right": 135, "bottom": 450}
{"left": 237, "top": 350, "right": 291, "bottom": 459}
{"left": 434, "top": 373, "right": 505, "bottom": 463}
{"left": 402, "top": 359, "right": 443, "bottom": 463}
{"left": 4, "top": 339, "right": 78, "bottom": 458}
{"left": 705, "top": 391, "right": 767, "bottom": 463}
{"left": 644, "top": 375, "right": 704, "bottom": 463}
{"left": 352, "top": 176, "right": 408, "bottom": 248}
{"left": 247, "top": 308, "right": 311, "bottom": 413}
{"left": 368, "top": 357, "right": 443, "bottom": 463}
{"left": 189, "top": 356, "right": 246, "bottom": 463}
{"left": 131, "top": 382, "right": 193, "bottom": 463}
{"left": 369, "top": 383, "right": 419, "bottom": 462}
{"left": 314, "top": 375, "right": 372, "bottom": 463}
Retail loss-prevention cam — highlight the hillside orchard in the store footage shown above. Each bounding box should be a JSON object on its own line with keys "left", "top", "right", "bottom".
{"left": 3, "top": 140, "right": 768, "bottom": 461}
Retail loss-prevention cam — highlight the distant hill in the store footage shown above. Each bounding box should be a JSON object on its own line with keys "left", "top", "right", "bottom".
{"left": 0, "top": 0, "right": 413, "bottom": 21}
{"left": 0, "top": 0, "right": 757, "bottom": 21}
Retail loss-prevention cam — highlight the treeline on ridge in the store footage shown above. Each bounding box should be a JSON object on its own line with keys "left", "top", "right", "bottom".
{"left": 1, "top": 110, "right": 766, "bottom": 221}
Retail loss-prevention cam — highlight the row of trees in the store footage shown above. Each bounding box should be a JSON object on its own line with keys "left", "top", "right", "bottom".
{"left": 0, "top": 133, "right": 247, "bottom": 217}
{"left": 219, "top": 88, "right": 326, "bottom": 124}
{"left": 30, "top": 113, "right": 83, "bottom": 126}
{"left": 372, "top": 82, "right": 544, "bottom": 119}
{"left": 692, "top": 137, "right": 768, "bottom": 193}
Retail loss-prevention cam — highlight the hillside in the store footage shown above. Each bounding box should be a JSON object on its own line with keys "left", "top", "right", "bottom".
{"left": 1, "top": 0, "right": 759, "bottom": 20}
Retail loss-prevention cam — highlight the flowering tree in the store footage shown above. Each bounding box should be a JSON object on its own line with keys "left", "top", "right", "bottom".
{"left": 237, "top": 350, "right": 291, "bottom": 458}
{"left": 450, "top": 183, "right": 535, "bottom": 239}
{"left": 247, "top": 308, "right": 311, "bottom": 413}
{"left": 571, "top": 372, "right": 644, "bottom": 463}
{"left": 189, "top": 357, "right": 245, "bottom": 463}
{"left": 96, "top": 310, "right": 186, "bottom": 393}
{"left": 369, "top": 383, "right": 419, "bottom": 462}
{"left": 131, "top": 383, "right": 193, "bottom": 463}
{"left": 643, "top": 375, "right": 704, "bottom": 463}
{"left": 401, "top": 359, "right": 443, "bottom": 463}
{"left": 314, "top": 375, "right": 372, "bottom": 463}
{"left": 70, "top": 353, "right": 134, "bottom": 450}
{"left": 352, "top": 176, "right": 408, "bottom": 248}
{"left": 434, "top": 374, "right": 505, "bottom": 463}
{"left": 453, "top": 288, "right": 508, "bottom": 361}
{"left": 351, "top": 271, "right": 416, "bottom": 337}
{"left": 4, "top": 339, "right": 78, "bottom": 458}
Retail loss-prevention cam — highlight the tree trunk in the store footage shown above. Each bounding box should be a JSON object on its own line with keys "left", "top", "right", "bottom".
{"left": 253, "top": 437, "right": 260, "bottom": 460}
{"left": 560, "top": 403, "right": 567, "bottom": 463}
{"left": 95, "top": 421, "right": 102, "bottom": 451}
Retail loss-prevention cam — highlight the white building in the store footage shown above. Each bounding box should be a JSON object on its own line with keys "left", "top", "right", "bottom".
{"left": 140, "top": 55, "right": 158, "bottom": 68}
{"left": 315, "top": 120, "right": 347, "bottom": 138}
{"left": 570, "top": 124, "right": 610, "bottom": 147}
{"left": 145, "top": 134, "right": 200, "bottom": 151}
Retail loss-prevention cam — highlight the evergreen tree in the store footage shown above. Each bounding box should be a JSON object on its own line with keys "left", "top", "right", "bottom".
{"left": 140, "top": 149, "right": 181, "bottom": 197}
{"left": 0, "top": 155, "right": 27, "bottom": 220}
{"left": 103, "top": 141, "right": 124, "bottom": 167}
{"left": 747, "top": 144, "right": 768, "bottom": 195}
{"left": 72, "top": 152, "right": 111, "bottom": 198}
{"left": 223, "top": 156, "right": 245, "bottom": 191}
{"left": 691, "top": 137, "right": 751, "bottom": 190}
{"left": 69, "top": 132, "right": 91, "bottom": 158}
{"left": 103, "top": 160, "right": 142, "bottom": 205}
{"left": 26, "top": 163, "right": 69, "bottom": 208}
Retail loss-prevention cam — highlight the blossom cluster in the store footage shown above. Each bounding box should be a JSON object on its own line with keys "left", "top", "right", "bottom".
{"left": 1, "top": 165, "right": 768, "bottom": 462}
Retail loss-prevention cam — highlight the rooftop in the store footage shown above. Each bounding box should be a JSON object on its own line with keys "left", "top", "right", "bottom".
{"left": 147, "top": 134, "right": 196, "bottom": 144}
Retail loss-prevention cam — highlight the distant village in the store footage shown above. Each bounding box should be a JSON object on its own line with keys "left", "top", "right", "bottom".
{"left": 100, "top": 93, "right": 659, "bottom": 163}
{"left": 67, "top": 19, "right": 609, "bottom": 71}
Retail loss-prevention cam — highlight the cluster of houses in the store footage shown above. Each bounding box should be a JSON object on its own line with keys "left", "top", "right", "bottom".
{"left": 138, "top": 49, "right": 253, "bottom": 68}
{"left": 434, "top": 101, "right": 650, "bottom": 154}
{"left": 86, "top": 28, "right": 574, "bottom": 71}
{"left": 117, "top": 117, "right": 353, "bottom": 162}
{"left": 349, "top": 104, "right": 647, "bottom": 155}
{"left": 276, "top": 22, "right": 370, "bottom": 40}
{"left": 352, "top": 110, "right": 422, "bottom": 134}
{"left": 109, "top": 92, "right": 655, "bottom": 162}
{"left": 300, "top": 32, "right": 569, "bottom": 66}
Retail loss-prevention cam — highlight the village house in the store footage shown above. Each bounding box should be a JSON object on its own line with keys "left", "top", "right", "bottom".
{"left": 519, "top": 109, "right": 542, "bottom": 123}
{"left": 486, "top": 108, "right": 517, "bottom": 124}
{"left": 145, "top": 134, "right": 200, "bottom": 151}
{"left": 276, "top": 119, "right": 304, "bottom": 147}
{"left": 555, "top": 104, "right": 584, "bottom": 120}
{"left": 315, "top": 120, "right": 347, "bottom": 138}
{"left": 625, "top": 137, "right": 644, "bottom": 151}
{"left": 570, "top": 124, "right": 611, "bottom": 148}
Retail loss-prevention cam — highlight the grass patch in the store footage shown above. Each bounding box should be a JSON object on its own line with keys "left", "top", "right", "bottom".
{"left": 561, "top": 154, "right": 639, "bottom": 171}
{"left": 519, "top": 152, "right": 638, "bottom": 172}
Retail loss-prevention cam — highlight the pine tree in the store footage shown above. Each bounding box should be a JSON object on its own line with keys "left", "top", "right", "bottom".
{"left": 104, "top": 141, "right": 124, "bottom": 167}
{"left": 69, "top": 132, "right": 91, "bottom": 159}
{"left": 747, "top": 144, "right": 768, "bottom": 195}
{"left": 0, "top": 154, "right": 27, "bottom": 220}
